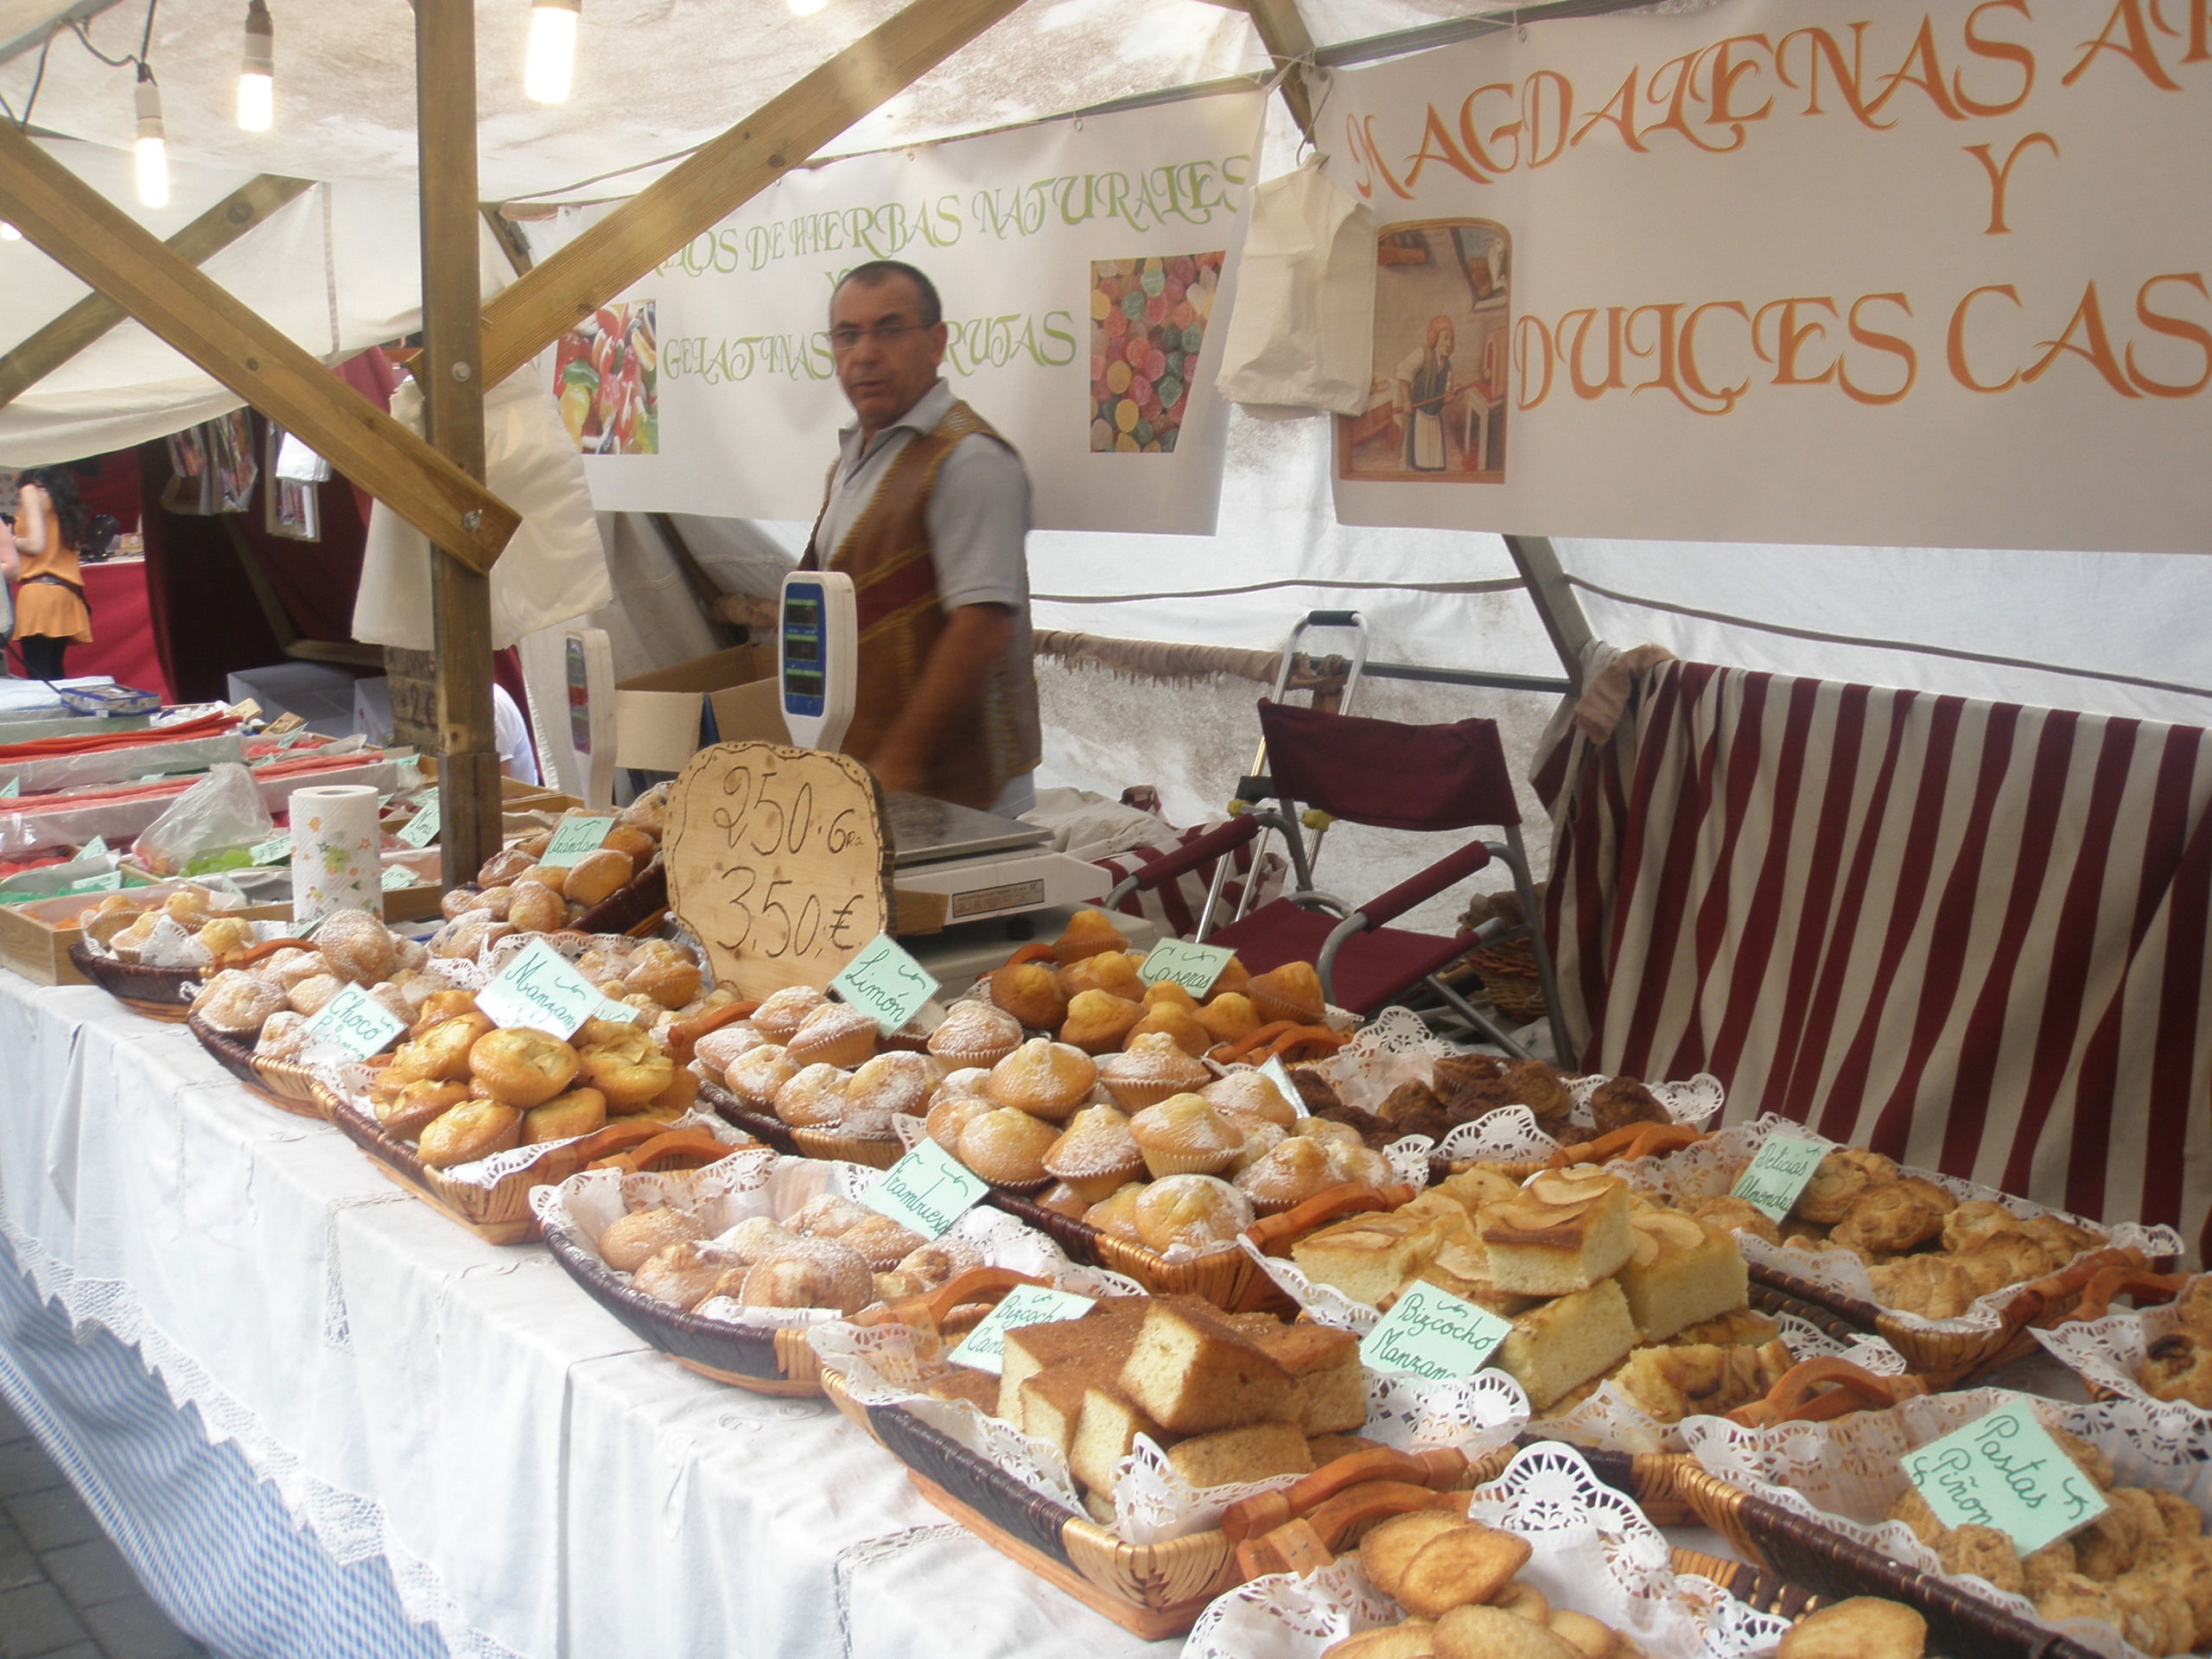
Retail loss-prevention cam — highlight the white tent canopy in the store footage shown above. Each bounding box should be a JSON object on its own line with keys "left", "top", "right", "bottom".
{"left": 4, "top": 0, "right": 2209, "bottom": 762}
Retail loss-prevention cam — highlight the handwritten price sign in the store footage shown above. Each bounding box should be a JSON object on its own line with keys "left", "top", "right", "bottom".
{"left": 1900, "top": 1400, "right": 2107, "bottom": 1555}
{"left": 663, "top": 742, "right": 894, "bottom": 1002}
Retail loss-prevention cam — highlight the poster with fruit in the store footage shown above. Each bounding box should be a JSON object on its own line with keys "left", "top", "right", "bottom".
{"left": 555, "top": 301, "right": 658, "bottom": 454}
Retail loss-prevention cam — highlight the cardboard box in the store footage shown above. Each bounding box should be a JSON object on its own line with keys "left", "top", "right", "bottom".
{"left": 614, "top": 645, "right": 777, "bottom": 772}
{"left": 0, "top": 889, "right": 292, "bottom": 987}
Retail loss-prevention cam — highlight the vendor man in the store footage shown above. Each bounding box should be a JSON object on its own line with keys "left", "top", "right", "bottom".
{"left": 803, "top": 260, "right": 1040, "bottom": 815}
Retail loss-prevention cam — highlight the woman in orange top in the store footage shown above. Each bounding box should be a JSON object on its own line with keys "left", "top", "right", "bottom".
{"left": 8, "top": 466, "right": 94, "bottom": 681}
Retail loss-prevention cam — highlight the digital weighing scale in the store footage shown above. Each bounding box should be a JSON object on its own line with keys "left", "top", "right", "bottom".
{"left": 777, "top": 570, "right": 1113, "bottom": 935}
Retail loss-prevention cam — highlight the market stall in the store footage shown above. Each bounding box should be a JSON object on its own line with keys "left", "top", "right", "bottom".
{"left": 0, "top": 0, "right": 2208, "bottom": 1656}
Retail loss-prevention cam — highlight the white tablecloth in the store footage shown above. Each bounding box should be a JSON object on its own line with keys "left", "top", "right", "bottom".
{"left": 0, "top": 966, "right": 1179, "bottom": 1659}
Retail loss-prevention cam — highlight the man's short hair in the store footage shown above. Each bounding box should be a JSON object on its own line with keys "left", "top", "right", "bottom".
{"left": 831, "top": 261, "right": 943, "bottom": 329}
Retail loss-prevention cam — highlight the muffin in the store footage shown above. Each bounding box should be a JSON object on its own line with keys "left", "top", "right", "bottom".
{"left": 772, "top": 1062, "right": 850, "bottom": 1128}
{"left": 1141, "top": 980, "right": 1199, "bottom": 1013}
{"left": 988, "top": 960, "right": 1067, "bottom": 1030}
{"left": 1060, "top": 950, "right": 1144, "bottom": 1001}
{"left": 1059, "top": 989, "right": 1145, "bottom": 1054}
{"left": 1248, "top": 961, "right": 1325, "bottom": 1025}
{"left": 927, "top": 1000, "right": 1025, "bottom": 1070}
{"left": 985, "top": 1039, "right": 1098, "bottom": 1121}
{"left": 1225, "top": 1118, "right": 1289, "bottom": 1176}
{"left": 1134, "top": 1174, "right": 1255, "bottom": 1254}
{"left": 1235, "top": 1135, "right": 1344, "bottom": 1212}
{"left": 723, "top": 1044, "right": 800, "bottom": 1109}
{"left": 1201, "top": 1069, "right": 1300, "bottom": 1128}
{"left": 1122, "top": 1002, "right": 1212, "bottom": 1059}
{"left": 843, "top": 1052, "right": 941, "bottom": 1136}
{"left": 1128, "top": 1093, "right": 1243, "bottom": 1178}
{"left": 1084, "top": 1181, "right": 1148, "bottom": 1243}
{"left": 752, "top": 984, "right": 828, "bottom": 1043}
{"left": 1040, "top": 1104, "right": 1147, "bottom": 1203}
{"left": 1096, "top": 1031, "right": 1211, "bottom": 1110}
{"left": 955, "top": 1106, "right": 1061, "bottom": 1186}
{"left": 692, "top": 1021, "right": 766, "bottom": 1077}
{"left": 1051, "top": 907, "right": 1128, "bottom": 965}
{"left": 786, "top": 1001, "right": 878, "bottom": 1070}
{"left": 924, "top": 1090, "right": 993, "bottom": 1152}
{"left": 1192, "top": 992, "right": 1264, "bottom": 1047}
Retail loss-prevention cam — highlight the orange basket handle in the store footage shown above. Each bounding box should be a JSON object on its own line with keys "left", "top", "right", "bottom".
{"left": 1243, "top": 1182, "right": 1418, "bottom": 1257}
{"left": 1548, "top": 1122, "right": 1706, "bottom": 1167}
{"left": 664, "top": 1000, "right": 762, "bottom": 1062}
{"left": 920, "top": 1266, "right": 1052, "bottom": 1326}
{"left": 1222, "top": 1444, "right": 1467, "bottom": 1541}
{"left": 2064, "top": 1265, "right": 2190, "bottom": 1326}
{"left": 999, "top": 944, "right": 1058, "bottom": 970}
{"left": 1726, "top": 1357, "right": 1925, "bottom": 1428}
{"left": 1999, "top": 1245, "right": 2147, "bottom": 1328}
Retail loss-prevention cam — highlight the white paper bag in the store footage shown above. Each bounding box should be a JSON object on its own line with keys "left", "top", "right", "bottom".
{"left": 352, "top": 369, "right": 613, "bottom": 650}
{"left": 1213, "top": 156, "right": 1376, "bottom": 417}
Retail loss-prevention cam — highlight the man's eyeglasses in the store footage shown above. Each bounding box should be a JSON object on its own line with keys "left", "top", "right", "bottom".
{"left": 829, "top": 321, "right": 927, "bottom": 353}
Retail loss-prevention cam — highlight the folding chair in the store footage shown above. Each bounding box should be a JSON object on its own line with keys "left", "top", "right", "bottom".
{"left": 1107, "top": 699, "right": 1568, "bottom": 1063}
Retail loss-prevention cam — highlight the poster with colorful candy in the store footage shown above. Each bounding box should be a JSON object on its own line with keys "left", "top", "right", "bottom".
{"left": 1090, "top": 253, "right": 1223, "bottom": 454}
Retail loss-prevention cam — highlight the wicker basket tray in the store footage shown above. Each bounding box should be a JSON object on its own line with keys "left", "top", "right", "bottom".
{"left": 1662, "top": 1457, "right": 2105, "bottom": 1658}
{"left": 988, "top": 1185, "right": 1292, "bottom": 1314}
{"left": 185, "top": 1014, "right": 326, "bottom": 1120}
{"left": 696, "top": 1075, "right": 903, "bottom": 1169}
{"left": 67, "top": 940, "right": 200, "bottom": 1020}
{"left": 312, "top": 1076, "right": 578, "bottom": 1245}
{"left": 862, "top": 1400, "right": 1514, "bottom": 1640}
{"left": 571, "top": 859, "right": 668, "bottom": 937}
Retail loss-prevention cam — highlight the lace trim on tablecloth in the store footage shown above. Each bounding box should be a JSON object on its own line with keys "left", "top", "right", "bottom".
{"left": 1185, "top": 1440, "right": 1795, "bottom": 1659}
{"left": 1611, "top": 1113, "right": 2184, "bottom": 1335}
{"left": 810, "top": 1319, "right": 1525, "bottom": 1544}
{"left": 0, "top": 1202, "right": 525, "bottom": 1659}
{"left": 2031, "top": 1292, "right": 2212, "bottom": 1427}
{"left": 1681, "top": 1389, "right": 2212, "bottom": 1659}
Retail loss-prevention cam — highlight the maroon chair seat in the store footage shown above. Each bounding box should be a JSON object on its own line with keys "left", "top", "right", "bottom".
{"left": 1204, "top": 904, "right": 1484, "bottom": 1016}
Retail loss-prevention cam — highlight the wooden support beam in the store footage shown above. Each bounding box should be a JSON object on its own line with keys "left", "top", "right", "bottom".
{"left": 417, "top": 0, "right": 503, "bottom": 885}
{"left": 1244, "top": 0, "right": 1319, "bottom": 141}
{"left": 480, "top": 205, "right": 535, "bottom": 277}
{"left": 480, "top": 0, "right": 1027, "bottom": 383}
{"left": 0, "top": 122, "right": 518, "bottom": 575}
{"left": 0, "top": 174, "right": 315, "bottom": 409}
{"left": 1502, "top": 534, "right": 1595, "bottom": 693}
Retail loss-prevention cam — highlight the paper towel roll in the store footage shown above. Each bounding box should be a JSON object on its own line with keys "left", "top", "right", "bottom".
{"left": 290, "top": 785, "right": 384, "bottom": 929}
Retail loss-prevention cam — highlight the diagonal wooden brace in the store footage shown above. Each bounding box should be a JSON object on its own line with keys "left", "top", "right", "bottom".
{"left": 0, "top": 122, "right": 518, "bottom": 573}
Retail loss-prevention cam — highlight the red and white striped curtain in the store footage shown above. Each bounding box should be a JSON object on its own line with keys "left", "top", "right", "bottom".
{"left": 1534, "top": 657, "right": 2212, "bottom": 1265}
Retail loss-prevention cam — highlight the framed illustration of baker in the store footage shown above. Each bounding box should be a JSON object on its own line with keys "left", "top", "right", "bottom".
{"left": 1337, "top": 219, "right": 1510, "bottom": 485}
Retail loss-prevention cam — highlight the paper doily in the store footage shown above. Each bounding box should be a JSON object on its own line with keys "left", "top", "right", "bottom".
{"left": 1681, "top": 1389, "right": 2212, "bottom": 1659}
{"left": 2029, "top": 1283, "right": 2212, "bottom": 1427}
{"left": 1184, "top": 1440, "right": 1796, "bottom": 1659}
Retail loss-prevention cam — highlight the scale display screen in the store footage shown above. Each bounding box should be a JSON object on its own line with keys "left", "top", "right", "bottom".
{"left": 783, "top": 588, "right": 827, "bottom": 716}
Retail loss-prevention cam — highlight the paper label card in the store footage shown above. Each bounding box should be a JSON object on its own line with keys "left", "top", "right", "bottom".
{"left": 397, "top": 801, "right": 442, "bottom": 849}
{"left": 861, "top": 1138, "right": 989, "bottom": 1239}
{"left": 379, "top": 866, "right": 417, "bottom": 891}
{"left": 1901, "top": 1400, "right": 2109, "bottom": 1555}
{"left": 1140, "top": 939, "right": 1234, "bottom": 997}
{"left": 1731, "top": 1128, "right": 1831, "bottom": 1223}
{"left": 1359, "top": 1282, "right": 1513, "bottom": 1380}
{"left": 0, "top": 778, "right": 18, "bottom": 798}
{"left": 950, "top": 1286, "right": 1097, "bottom": 1375}
{"left": 301, "top": 983, "right": 407, "bottom": 1062}
{"left": 537, "top": 815, "right": 615, "bottom": 869}
{"left": 249, "top": 835, "right": 292, "bottom": 867}
{"left": 595, "top": 997, "right": 644, "bottom": 1025}
{"left": 79, "top": 836, "right": 106, "bottom": 859}
{"left": 832, "top": 933, "right": 939, "bottom": 1035}
{"left": 1259, "top": 1054, "right": 1307, "bottom": 1117}
{"left": 476, "top": 938, "right": 606, "bottom": 1039}
{"left": 64, "top": 873, "right": 124, "bottom": 894}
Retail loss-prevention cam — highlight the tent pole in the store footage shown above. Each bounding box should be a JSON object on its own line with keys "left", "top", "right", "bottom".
{"left": 0, "top": 175, "right": 315, "bottom": 410}
{"left": 1502, "top": 534, "right": 1593, "bottom": 693}
{"left": 1243, "top": 0, "right": 1319, "bottom": 143}
{"left": 416, "top": 0, "right": 501, "bottom": 884}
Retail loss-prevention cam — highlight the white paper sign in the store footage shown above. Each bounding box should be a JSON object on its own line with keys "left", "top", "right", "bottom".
{"left": 1320, "top": 0, "right": 2212, "bottom": 554}
{"left": 476, "top": 938, "right": 604, "bottom": 1039}
{"left": 301, "top": 983, "right": 407, "bottom": 1062}
{"left": 950, "top": 1286, "right": 1096, "bottom": 1375}
{"left": 861, "top": 1138, "right": 990, "bottom": 1240}
{"left": 550, "top": 92, "right": 1265, "bottom": 535}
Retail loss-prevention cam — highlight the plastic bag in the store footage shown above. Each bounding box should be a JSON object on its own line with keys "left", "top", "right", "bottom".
{"left": 1213, "top": 156, "right": 1376, "bottom": 416}
{"left": 131, "top": 763, "right": 275, "bottom": 876}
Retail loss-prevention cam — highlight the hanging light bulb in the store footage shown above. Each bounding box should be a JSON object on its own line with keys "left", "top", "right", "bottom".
{"left": 788, "top": 0, "right": 828, "bottom": 15}
{"left": 238, "top": 0, "right": 274, "bottom": 132}
{"left": 0, "top": 223, "right": 20, "bottom": 241}
{"left": 134, "top": 70, "right": 169, "bottom": 208}
{"left": 524, "top": 0, "right": 579, "bottom": 104}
